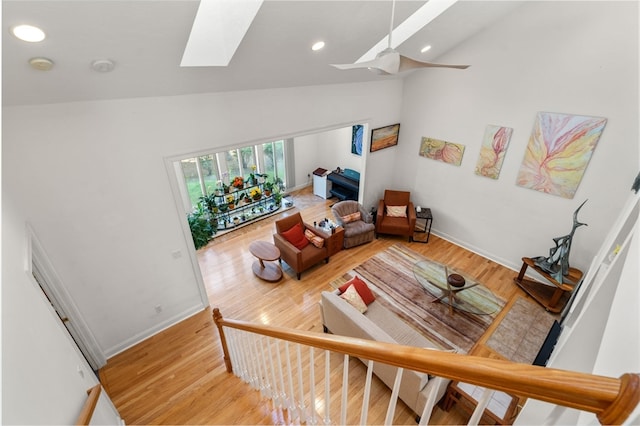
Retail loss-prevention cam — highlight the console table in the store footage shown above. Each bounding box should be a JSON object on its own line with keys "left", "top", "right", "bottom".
{"left": 513, "top": 257, "right": 583, "bottom": 313}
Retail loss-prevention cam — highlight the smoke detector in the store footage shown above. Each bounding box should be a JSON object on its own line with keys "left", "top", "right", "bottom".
{"left": 29, "top": 57, "right": 54, "bottom": 71}
{"left": 91, "top": 59, "right": 115, "bottom": 72}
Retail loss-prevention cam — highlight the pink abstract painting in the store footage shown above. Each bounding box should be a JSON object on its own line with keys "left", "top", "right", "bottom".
{"left": 419, "top": 137, "right": 465, "bottom": 166}
{"left": 475, "top": 125, "right": 513, "bottom": 179}
{"left": 517, "top": 112, "right": 606, "bottom": 199}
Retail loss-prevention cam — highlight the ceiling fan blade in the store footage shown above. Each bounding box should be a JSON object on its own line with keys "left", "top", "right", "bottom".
{"left": 331, "top": 51, "right": 401, "bottom": 75}
{"left": 398, "top": 55, "right": 470, "bottom": 72}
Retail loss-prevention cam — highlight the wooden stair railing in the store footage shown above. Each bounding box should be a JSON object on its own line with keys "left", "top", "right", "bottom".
{"left": 75, "top": 384, "right": 102, "bottom": 426}
{"left": 213, "top": 308, "right": 639, "bottom": 425}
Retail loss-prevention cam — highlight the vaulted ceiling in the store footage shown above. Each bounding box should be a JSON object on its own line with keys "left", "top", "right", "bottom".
{"left": 2, "top": 0, "right": 523, "bottom": 106}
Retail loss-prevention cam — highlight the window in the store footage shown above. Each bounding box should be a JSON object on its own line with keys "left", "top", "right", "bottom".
{"left": 179, "top": 140, "right": 287, "bottom": 211}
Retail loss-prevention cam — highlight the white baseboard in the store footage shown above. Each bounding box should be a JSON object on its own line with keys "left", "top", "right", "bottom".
{"left": 104, "top": 303, "right": 207, "bottom": 358}
{"left": 432, "top": 228, "right": 521, "bottom": 273}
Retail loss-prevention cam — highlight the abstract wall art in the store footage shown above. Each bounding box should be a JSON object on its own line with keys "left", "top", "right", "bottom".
{"left": 351, "top": 124, "right": 363, "bottom": 156}
{"left": 370, "top": 123, "right": 400, "bottom": 152}
{"left": 516, "top": 112, "right": 607, "bottom": 199}
{"left": 475, "top": 125, "right": 513, "bottom": 179}
{"left": 419, "top": 137, "right": 465, "bottom": 166}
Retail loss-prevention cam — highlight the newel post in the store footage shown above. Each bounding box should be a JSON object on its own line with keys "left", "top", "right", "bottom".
{"left": 212, "top": 308, "right": 233, "bottom": 373}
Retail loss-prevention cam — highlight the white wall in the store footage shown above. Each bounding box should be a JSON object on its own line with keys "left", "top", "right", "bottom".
{"left": 397, "top": 1, "right": 639, "bottom": 272}
{"left": 2, "top": 193, "right": 122, "bottom": 424}
{"left": 2, "top": 80, "right": 403, "bottom": 357}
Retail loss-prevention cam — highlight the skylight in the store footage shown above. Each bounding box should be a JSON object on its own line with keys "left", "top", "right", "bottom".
{"left": 181, "top": 0, "right": 264, "bottom": 67}
{"left": 357, "top": 0, "right": 458, "bottom": 63}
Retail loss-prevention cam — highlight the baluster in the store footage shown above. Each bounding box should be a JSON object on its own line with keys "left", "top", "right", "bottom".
{"left": 274, "top": 340, "right": 288, "bottom": 412}
{"left": 226, "top": 328, "right": 240, "bottom": 376}
{"left": 284, "top": 342, "right": 297, "bottom": 417}
{"left": 308, "top": 346, "right": 317, "bottom": 425}
{"left": 384, "top": 367, "right": 403, "bottom": 425}
{"left": 238, "top": 331, "right": 251, "bottom": 383}
{"left": 419, "top": 376, "right": 444, "bottom": 425}
{"left": 251, "top": 334, "right": 266, "bottom": 395}
{"left": 266, "top": 338, "right": 281, "bottom": 408}
{"left": 340, "top": 353, "right": 349, "bottom": 425}
{"left": 243, "top": 332, "right": 259, "bottom": 389}
{"left": 324, "top": 350, "right": 331, "bottom": 425}
{"left": 468, "top": 387, "right": 494, "bottom": 426}
{"left": 296, "top": 344, "right": 307, "bottom": 423}
{"left": 360, "top": 360, "right": 374, "bottom": 425}
{"left": 258, "top": 336, "right": 273, "bottom": 399}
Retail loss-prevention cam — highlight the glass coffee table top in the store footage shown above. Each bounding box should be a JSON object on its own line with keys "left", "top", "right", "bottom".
{"left": 413, "top": 260, "right": 501, "bottom": 315}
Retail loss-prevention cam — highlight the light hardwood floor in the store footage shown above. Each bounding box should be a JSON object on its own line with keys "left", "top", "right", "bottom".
{"left": 99, "top": 186, "right": 527, "bottom": 425}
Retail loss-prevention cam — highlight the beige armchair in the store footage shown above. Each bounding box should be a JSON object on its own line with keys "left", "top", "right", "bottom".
{"left": 331, "top": 200, "right": 375, "bottom": 248}
{"left": 273, "top": 212, "right": 329, "bottom": 280}
{"left": 375, "top": 190, "right": 416, "bottom": 242}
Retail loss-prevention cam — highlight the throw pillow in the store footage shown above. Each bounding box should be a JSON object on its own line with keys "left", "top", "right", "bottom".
{"left": 281, "top": 222, "right": 309, "bottom": 250}
{"left": 339, "top": 284, "right": 367, "bottom": 313}
{"left": 338, "top": 275, "right": 376, "bottom": 305}
{"left": 341, "top": 211, "right": 361, "bottom": 223}
{"left": 304, "top": 229, "right": 325, "bottom": 248}
{"left": 386, "top": 205, "right": 407, "bottom": 217}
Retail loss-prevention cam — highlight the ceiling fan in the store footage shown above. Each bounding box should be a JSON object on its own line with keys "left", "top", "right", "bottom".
{"left": 331, "top": 0, "right": 470, "bottom": 75}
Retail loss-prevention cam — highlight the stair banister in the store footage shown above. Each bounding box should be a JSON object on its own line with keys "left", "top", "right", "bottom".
{"left": 213, "top": 308, "right": 640, "bottom": 424}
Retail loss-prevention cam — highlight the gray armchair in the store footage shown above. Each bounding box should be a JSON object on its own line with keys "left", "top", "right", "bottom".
{"left": 331, "top": 200, "right": 375, "bottom": 249}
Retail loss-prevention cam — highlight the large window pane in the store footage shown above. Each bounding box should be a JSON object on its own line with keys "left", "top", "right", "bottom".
{"left": 274, "top": 140, "right": 286, "bottom": 187}
{"left": 181, "top": 158, "right": 204, "bottom": 208}
{"left": 239, "top": 146, "right": 256, "bottom": 177}
{"left": 198, "top": 154, "right": 219, "bottom": 194}
{"left": 225, "top": 149, "right": 241, "bottom": 179}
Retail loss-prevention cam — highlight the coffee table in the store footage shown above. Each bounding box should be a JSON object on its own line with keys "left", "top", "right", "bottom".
{"left": 249, "top": 241, "right": 282, "bottom": 282}
{"left": 413, "top": 260, "right": 501, "bottom": 315}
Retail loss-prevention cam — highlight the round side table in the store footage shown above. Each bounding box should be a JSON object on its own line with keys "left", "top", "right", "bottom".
{"left": 249, "top": 241, "right": 282, "bottom": 282}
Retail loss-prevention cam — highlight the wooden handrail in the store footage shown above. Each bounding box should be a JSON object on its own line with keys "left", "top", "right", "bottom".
{"left": 75, "top": 384, "right": 102, "bottom": 426}
{"left": 213, "top": 308, "right": 639, "bottom": 424}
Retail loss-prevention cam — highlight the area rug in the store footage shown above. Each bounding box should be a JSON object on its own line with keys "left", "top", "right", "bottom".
{"left": 486, "top": 296, "right": 558, "bottom": 363}
{"left": 330, "top": 244, "right": 506, "bottom": 353}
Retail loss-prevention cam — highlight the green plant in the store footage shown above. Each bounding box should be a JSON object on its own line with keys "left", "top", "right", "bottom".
{"left": 199, "top": 193, "right": 217, "bottom": 213}
{"left": 187, "top": 204, "right": 216, "bottom": 249}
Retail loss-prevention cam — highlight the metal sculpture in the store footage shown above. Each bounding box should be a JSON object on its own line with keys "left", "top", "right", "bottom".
{"left": 532, "top": 200, "right": 588, "bottom": 283}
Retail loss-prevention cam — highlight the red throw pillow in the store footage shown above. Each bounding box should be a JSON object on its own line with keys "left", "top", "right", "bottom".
{"left": 281, "top": 222, "right": 309, "bottom": 250}
{"left": 338, "top": 275, "right": 376, "bottom": 305}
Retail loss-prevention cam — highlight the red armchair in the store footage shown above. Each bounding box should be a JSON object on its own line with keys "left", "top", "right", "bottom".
{"left": 375, "top": 190, "right": 416, "bottom": 242}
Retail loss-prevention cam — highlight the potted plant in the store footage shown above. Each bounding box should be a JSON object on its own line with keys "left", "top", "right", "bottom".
{"left": 187, "top": 203, "right": 216, "bottom": 249}
{"left": 232, "top": 176, "right": 244, "bottom": 190}
{"left": 199, "top": 193, "right": 217, "bottom": 213}
{"left": 263, "top": 181, "right": 274, "bottom": 197}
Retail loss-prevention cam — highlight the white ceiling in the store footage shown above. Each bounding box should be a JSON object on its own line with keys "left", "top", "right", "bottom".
{"left": 2, "top": 0, "right": 524, "bottom": 107}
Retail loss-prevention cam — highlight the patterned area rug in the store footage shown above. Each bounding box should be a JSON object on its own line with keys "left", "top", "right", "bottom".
{"left": 486, "top": 296, "right": 558, "bottom": 363}
{"left": 330, "top": 244, "right": 506, "bottom": 353}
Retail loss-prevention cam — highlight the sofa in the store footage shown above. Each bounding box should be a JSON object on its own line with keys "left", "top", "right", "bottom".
{"left": 320, "top": 287, "right": 455, "bottom": 417}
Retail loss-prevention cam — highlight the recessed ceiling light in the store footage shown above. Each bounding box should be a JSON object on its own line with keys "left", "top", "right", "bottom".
{"left": 12, "top": 24, "right": 46, "bottom": 42}
{"left": 420, "top": 45, "right": 432, "bottom": 53}
{"left": 312, "top": 41, "right": 325, "bottom": 51}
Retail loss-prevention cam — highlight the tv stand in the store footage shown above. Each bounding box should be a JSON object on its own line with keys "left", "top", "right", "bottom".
{"left": 513, "top": 257, "right": 583, "bottom": 313}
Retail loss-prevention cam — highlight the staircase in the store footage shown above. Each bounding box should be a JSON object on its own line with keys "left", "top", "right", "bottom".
{"left": 213, "top": 308, "right": 639, "bottom": 425}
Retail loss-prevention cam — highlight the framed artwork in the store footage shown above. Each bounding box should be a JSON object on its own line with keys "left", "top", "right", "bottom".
{"left": 475, "top": 125, "right": 513, "bottom": 179}
{"left": 516, "top": 112, "right": 607, "bottom": 199}
{"left": 419, "top": 137, "right": 465, "bottom": 166}
{"left": 351, "top": 124, "right": 363, "bottom": 156}
{"left": 370, "top": 123, "right": 400, "bottom": 152}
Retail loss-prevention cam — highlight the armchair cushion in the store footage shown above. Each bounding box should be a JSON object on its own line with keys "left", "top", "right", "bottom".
{"left": 304, "top": 229, "right": 325, "bottom": 248}
{"left": 386, "top": 205, "right": 407, "bottom": 217}
{"left": 342, "top": 211, "right": 362, "bottom": 223}
{"left": 281, "top": 222, "right": 309, "bottom": 250}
